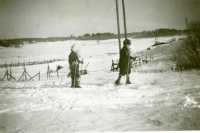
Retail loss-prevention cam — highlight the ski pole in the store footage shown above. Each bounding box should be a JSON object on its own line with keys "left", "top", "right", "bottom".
{"left": 74, "top": 60, "right": 77, "bottom": 88}
{"left": 126, "top": 54, "right": 130, "bottom": 85}
{"left": 84, "top": 62, "right": 89, "bottom": 70}
{"left": 81, "top": 59, "right": 83, "bottom": 74}
{"left": 81, "top": 59, "right": 83, "bottom": 71}
{"left": 61, "top": 69, "right": 68, "bottom": 79}
{"left": 78, "top": 60, "right": 81, "bottom": 83}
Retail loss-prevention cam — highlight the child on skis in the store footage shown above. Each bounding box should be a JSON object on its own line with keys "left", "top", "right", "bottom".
{"left": 68, "top": 44, "right": 84, "bottom": 88}
{"left": 115, "top": 39, "right": 135, "bottom": 85}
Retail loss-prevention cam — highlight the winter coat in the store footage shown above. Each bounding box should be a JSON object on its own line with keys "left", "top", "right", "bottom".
{"left": 68, "top": 51, "right": 81, "bottom": 78}
{"left": 118, "top": 46, "right": 134, "bottom": 76}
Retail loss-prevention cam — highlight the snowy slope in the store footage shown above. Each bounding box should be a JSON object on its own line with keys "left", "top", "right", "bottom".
{"left": 1, "top": 36, "right": 200, "bottom": 132}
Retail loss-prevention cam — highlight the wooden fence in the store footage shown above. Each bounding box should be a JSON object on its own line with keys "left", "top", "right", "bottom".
{"left": 0, "top": 58, "right": 66, "bottom": 68}
{"left": 111, "top": 50, "right": 173, "bottom": 72}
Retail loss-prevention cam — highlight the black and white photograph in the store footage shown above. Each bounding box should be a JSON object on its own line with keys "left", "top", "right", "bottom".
{"left": 0, "top": 0, "right": 200, "bottom": 132}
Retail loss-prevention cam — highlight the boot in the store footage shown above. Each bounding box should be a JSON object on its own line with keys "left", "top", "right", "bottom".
{"left": 126, "top": 75, "right": 131, "bottom": 84}
{"left": 71, "top": 78, "right": 75, "bottom": 88}
{"left": 115, "top": 75, "right": 122, "bottom": 85}
{"left": 75, "top": 81, "right": 81, "bottom": 88}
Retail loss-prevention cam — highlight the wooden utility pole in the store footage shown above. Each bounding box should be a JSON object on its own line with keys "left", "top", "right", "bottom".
{"left": 122, "top": 0, "right": 129, "bottom": 83}
{"left": 155, "top": 29, "right": 157, "bottom": 44}
{"left": 185, "top": 17, "right": 188, "bottom": 30}
{"left": 115, "top": 0, "right": 121, "bottom": 58}
{"left": 122, "top": 0, "right": 127, "bottom": 39}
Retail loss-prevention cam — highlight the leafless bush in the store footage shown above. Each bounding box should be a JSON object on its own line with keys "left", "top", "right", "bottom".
{"left": 172, "top": 20, "right": 200, "bottom": 70}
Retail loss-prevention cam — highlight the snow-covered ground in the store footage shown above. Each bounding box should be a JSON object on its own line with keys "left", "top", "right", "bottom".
{"left": 1, "top": 36, "right": 200, "bottom": 132}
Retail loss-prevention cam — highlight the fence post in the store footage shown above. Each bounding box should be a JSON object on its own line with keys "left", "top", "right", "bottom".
{"left": 139, "top": 57, "right": 141, "bottom": 65}
{"left": 57, "top": 70, "right": 59, "bottom": 79}
{"left": 146, "top": 54, "right": 147, "bottom": 61}
{"left": 112, "top": 60, "right": 114, "bottom": 71}
{"left": 150, "top": 54, "right": 151, "bottom": 61}
{"left": 142, "top": 55, "right": 143, "bottom": 63}
{"left": 47, "top": 65, "right": 49, "bottom": 79}
{"left": 177, "top": 43, "right": 178, "bottom": 50}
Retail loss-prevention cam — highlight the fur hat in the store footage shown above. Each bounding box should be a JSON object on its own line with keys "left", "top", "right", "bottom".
{"left": 123, "top": 39, "right": 131, "bottom": 45}
{"left": 71, "top": 44, "right": 80, "bottom": 52}
{"left": 71, "top": 44, "right": 81, "bottom": 58}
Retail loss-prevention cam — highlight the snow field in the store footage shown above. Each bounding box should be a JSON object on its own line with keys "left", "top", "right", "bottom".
{"left": 0, "top": 36, "right": 200, "bottom": 132}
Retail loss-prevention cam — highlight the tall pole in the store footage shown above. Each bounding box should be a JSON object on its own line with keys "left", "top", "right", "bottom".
{"left": 155, "top": 29, "right": 157, "bottom": 44}
{"left": 122, "top": 0, "right": 129, "bottom": 84}
{"left": 122, "top": 0, "right": 127, "bottom": 39}
{"left": 115, "top": 0, "right": 121, "bottom": 58}
{"left": 185, "top": 17, "right": 188, "bottom": 30}
{"left": 185, "top": 17, "right": 191, "bottom": 37}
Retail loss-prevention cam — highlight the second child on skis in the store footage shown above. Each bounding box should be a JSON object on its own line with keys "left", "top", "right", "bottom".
{"left": 115, "top": 39, "right": 136, "bottom": 85}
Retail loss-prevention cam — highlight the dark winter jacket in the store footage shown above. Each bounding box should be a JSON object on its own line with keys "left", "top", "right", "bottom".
{"left": 68, "top": 51, "right": 81, "bottom": 78}
{"left": 118, "top": 46, "right": 135, "bottom": 76}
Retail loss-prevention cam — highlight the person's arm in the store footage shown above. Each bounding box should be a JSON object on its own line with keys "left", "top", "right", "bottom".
{"left": 119, "top": 49, "right": 125, "bottom": 67}
{"left": 68, "top": 54, "right": 73, "bottom": 65}
{"left": 75, "top": 53, "right": 84, "bottom": 64}
{"left": 77, "top": 59, "right": 84, "bottom": 64}
{"left": 130, "top": 56, "right": 137, "bottom": 61}
{"left": 120, "top": 49, "right": 125, "bottom": 60}
{"left": 68, "top": 55, "right": 71, "bottom": 64}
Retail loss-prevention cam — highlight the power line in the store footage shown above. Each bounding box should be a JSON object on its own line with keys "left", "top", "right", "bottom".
{"left": 82, "top": 0, "right": 115, "bottom": 45}
{"left": 86, "top": 0, "right": 96, "bottom": 17}
{"left": 91, "top": 0, "right": 115, "bottom": 34}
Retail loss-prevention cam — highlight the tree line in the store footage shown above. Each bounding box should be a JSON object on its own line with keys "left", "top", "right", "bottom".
{"left": 0, "top": 28, "right": 187, "bottom": 47}
{"left": 129, "top": 28, "right": 187, "bottom": 38}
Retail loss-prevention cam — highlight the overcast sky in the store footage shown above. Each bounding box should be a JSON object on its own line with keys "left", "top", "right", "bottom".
{"left": 0, "top": 0, "right": 200, "bottom": 39}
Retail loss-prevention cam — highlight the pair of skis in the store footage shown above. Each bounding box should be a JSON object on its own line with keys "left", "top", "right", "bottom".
{"left": 73, "top": 59, "right": 84, "bottom": 88}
